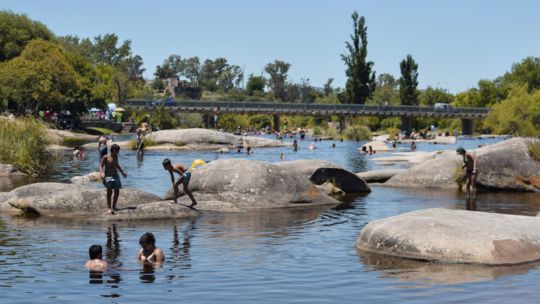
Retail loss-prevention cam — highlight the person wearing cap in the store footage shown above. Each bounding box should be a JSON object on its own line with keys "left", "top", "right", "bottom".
{"left": 456, "top": 147, "right": 477, "bottom": 196}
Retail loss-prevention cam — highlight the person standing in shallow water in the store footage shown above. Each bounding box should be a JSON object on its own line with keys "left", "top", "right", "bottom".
{"left": 162, "top": 159, "right": 197, "bottom": 207}
{"left": 100, "top": 144, "right": 127, "bottom": 214}
{"left": 457, "top": 147, "right": 477, "bottom": 196}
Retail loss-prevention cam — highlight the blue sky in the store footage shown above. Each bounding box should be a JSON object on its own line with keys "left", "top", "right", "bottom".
{"left": 2, "top": 0, "right": 539, "bottom": 93}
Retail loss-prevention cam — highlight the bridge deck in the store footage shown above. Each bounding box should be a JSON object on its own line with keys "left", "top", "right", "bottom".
{"left": 125, "top": 100, "right": 488, "bottom": 118}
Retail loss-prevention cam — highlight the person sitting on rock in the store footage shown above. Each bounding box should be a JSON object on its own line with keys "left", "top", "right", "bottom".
{"left": 100, "top": 144, "right": 127, "bottom": 214}
{"left": 136, "top": 232, "right": 164, "bottom": 263}
{"left": 162, "top": 158, "right": 197, "bottom": 207}
{"left": 457, "top": 146, "right": 478, "bottom": 196}
{"left": 85, "top": 244, "right": 108, "bottom": 271}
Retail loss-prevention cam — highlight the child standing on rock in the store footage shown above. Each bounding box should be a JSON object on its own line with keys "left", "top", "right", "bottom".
{"left": 162, "top": 158, "right": 197, "bottom": 207}
{"left": 100, "top": 144, "right": 127, "bottom": 214}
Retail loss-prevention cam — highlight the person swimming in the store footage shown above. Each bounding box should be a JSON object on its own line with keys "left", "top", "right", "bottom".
{"left": 136, "top": 232, "right": 164, "bottom": 263}
{"left": 85, "top": 244, "right": 108, "bottom": 271}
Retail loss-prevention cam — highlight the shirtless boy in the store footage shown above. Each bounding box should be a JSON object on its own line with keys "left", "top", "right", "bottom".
{"left": 100, "top": 144, "right": 127, "bottom": 214}
{"left": 457, "top": 146, "right": 478, "bottom": 196}
{"left": 162, "top": 158, "right": 197, "bottom": 207}
{"left": 85, "top": 244, "right": 108, "bottom": 271}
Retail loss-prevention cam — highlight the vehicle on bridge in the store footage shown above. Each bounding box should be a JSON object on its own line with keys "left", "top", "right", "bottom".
{"left": 151, "top": 98, "right": 176, "bottom": 107}
{"left": 433, "top": 103, "right": 453, "bottom": 113}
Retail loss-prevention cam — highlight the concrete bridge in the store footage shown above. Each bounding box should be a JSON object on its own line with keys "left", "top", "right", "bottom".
{"left": 125, "top": 99, "right": 489, "bottom": 135}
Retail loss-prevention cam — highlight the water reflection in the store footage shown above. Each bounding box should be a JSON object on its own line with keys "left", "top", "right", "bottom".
{"left": 139, "top": 261, "right": 161, "bottom": 283}
{"left": 465, "top": 196, "right": 477, "bottom": 211}
{"left": 170, "top": 221, "right": 194, "bottom": 270}
{"left": 358, "top": 251, "right": 540, "bottom": 285}
{"left": 106, "top": 224, "right": 122, "bottom": 268}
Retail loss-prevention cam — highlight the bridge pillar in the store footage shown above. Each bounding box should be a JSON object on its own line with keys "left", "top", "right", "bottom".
{"left": 339, "top": 116, "right": 346, "bottom": 134}
{"left": 461, "top": 118, "right": 473, "bottom": 136}
{"left": 400, "top": 116, "right": 413, "bottom": 137}
{"left": 273, "top": 114, "right": 280, "bottom": 132}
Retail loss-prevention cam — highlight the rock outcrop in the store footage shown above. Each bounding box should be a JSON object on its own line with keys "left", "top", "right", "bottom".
{"left": 357, "top": 208, "right": 540, "bottom": 265}
{"left": 0, "top": 182, "right": 197, "bottom": 220}
{"left": 357, "top": 169, "right": 406, "bottom": 183}
{"left": 385, "top": 138, "right": 540, "bottom": 191}
{"left": 71, "top": 171, "right": 101, "bottom": 184}
{"left": 164, "top": 159, "right": 341, "bottom": 211}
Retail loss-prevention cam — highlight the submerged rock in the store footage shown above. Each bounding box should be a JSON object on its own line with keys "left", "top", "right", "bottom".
{"left": 0, "top": 182, "right": 196, "bottom": 220}
{"left": 357, "top": 208, "right": 540, "bottom": 265}
{"left": 164, "top": 159, "right": 340, "bottom": 211}
{"left": 357, "top": 169, "right": 407, "bottom": 183}
{"left": 359, "top": 141, "right": 390, "bottom": 153}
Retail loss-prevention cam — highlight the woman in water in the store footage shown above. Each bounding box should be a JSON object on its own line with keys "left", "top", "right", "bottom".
{"left": 136, "top": 232, "right": 165, "bottom": 263}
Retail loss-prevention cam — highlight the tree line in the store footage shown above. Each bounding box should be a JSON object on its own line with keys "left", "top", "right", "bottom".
{"left": 0, "top": 10, "right": 539, "bottom": 135}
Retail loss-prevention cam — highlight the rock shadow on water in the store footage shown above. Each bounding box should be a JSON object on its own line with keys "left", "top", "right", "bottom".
{"left": 357, "top": 250, "right": 540, "bottom": 286}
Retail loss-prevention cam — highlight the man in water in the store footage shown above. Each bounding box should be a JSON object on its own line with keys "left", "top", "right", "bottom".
{"left": 100, "top": 144, "right": 127, "bottom": 214}
{"left": 85, "top": 244, "right": 108, "bottom": 271}
{"left": 457, "top": 147, "right": 478, "bottom": 196}
{"left": 162, "top": 159, "right": 197, "bottom": 207}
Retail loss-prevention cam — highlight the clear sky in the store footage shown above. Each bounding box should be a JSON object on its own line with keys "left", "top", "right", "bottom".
{"left": 2, "top": 0, "right": 539, "bottom": 93}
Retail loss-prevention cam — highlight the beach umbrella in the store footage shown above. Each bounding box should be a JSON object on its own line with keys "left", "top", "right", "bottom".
{"left": 114, "top": 107, "right": 126, "bottom": 112}
{"left": 108, "top": 103, "right": 117, "bottom": 110}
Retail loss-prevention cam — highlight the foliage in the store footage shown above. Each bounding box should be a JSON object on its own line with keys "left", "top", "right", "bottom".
{"left": 85, "top": 127, "right": 112, "bottom": 135}
{"left": 344, "top": 125, "right": 371, "bottom": 141}
{"left": 313, "top": 126, "right": 322, "bottom": 136}
{"left": 528, "top": 142, "right": 540, "bottom": 162}
{"left": 324, "top": 126, "right": 340, "bottom": 139}
{"left": 130, "top": 137, "right": 156, "bottom": 150}
{"left": 399, "top": 54, "right": 419, "bottom": 105}
{"left": 453, "top": 161, "right": 466, "bottom": 190}
{"left": 246, "top": 74, "right": 266, "bottom": 95}
{"left": 177, "top": 113, "right": 203, "bottom": 128}
{"left": 0, "top": 39, "right": 82, "bottom": 111}
{"left": 483, "top": 85, "right": 540, "bottom": 136}
{"left": 386, "top": 127, "right": 400, "bottom": 140}
{"left": 249, "top": 114, "right": 272, "bottom": 129}
{"left": 0, "top": 11, "right": 54, "bottom": 61}
{"left": 370, "top": 73, "right": 399, "bottom": 105}
{"left": 62, "top": 137, "right": 90, "bottom": 147}
{"left": 503, "top": 57, "right": 540, "bottom": 92}
{"left": 0, "top": 117, "right": 50, "bottom": 176}
{"left": 419, "top": 86, "right": 453, "bottom": 106}
{"left": 379, "top": 117, "right": 400, "bottom": 130}
{"left": 199, "top": 57, "right": 243, "bottom": 92}
{"left": 217, "top": 114, "right": 249, "bottom": 131}
{"left": 341, "top": 11, "right": 376, "bottom": 104}
{"left": 264, "top": 60, "right": 291, "bottom": 101}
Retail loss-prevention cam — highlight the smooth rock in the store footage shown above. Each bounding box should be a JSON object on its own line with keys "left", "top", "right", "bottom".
{"left": 359, "top": 141, "right": 390, "bottom": 153}
{"left": 164, "top": 159, "right": 340, "bottom": 212}
{"left": 92, "top": 201, "right": 198, "bottom": 221}
{"left": 214, "top": 147, "right": 230, "bottom": 153}
{"left": 0, "top": 163, "right": 26, "bottom": 176}
{"left": 71, "top": 171, "right": 101, "bottom": 184}
{"left": 357, "top": 169, "right": 407, "bottom": 183}
{"left": 357, "top": 208, "right": 540, "bottom": 265}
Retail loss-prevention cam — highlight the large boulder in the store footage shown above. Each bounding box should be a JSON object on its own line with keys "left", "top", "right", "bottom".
{"left": 386, "top": 138, "right": 540, "bottom": 191}
{"left": 357, "top": 169, "right": 406, "bottom": 183}
{"left": 71, "top": 171, "right": 101, "bottom": 184}
{"left": 164, "top": 159, "right": 340, "bottom": 211}
{"left": 275, "top": 159, "right": 371, "bottom": 193}
{"left": 149, "top": 128, "right": 288, "bottom": 149}
{"left": 357, "top": 208, "right": 540, "bottom": 265}
{"left": 0, "top": 182, "right": 196, "bottom": 220}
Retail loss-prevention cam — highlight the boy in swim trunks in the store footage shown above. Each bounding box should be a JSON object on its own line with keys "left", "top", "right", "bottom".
{"left": 85, "top": 244, "right": 108, "bottom": 271}
{"left": 100, "top": 144, "right": 127, "bottom": 214}
{"left": 457, "top": 147, "right": 478, "bottom": 196}
{"left": 162, "top": 158, "right": 197, "bottom": 207}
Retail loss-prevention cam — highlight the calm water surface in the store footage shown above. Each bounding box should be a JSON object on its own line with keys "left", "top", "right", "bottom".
{"left": 2, "top": 135, "right": 540, "bottom": 303}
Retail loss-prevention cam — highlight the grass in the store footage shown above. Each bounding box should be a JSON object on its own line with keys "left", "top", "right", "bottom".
{"left": 85, "top": 127, "right": 113, "bottom": 135}
{"left": 528, "top": 142, "right": 540, "bottom": 162}
{"left": 343, "top": 125, "right": 372, "bottom": 141}
{"left": 62, "top": 137, "right": 90, "bottom": 148}
{"left": 129, "top": 137, "right": 157, "bottom": 150}
{"left": 0, "top": 117, "right": 50, "bottom": 176}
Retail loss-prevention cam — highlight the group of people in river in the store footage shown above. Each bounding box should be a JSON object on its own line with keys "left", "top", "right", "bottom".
{"left": 85, "top": 232, "right": 165, "bottom": 271}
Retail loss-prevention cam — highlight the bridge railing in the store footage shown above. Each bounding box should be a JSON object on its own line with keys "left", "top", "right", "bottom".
{"left": 125, "top": 99, "right": 489, "bottom": 116}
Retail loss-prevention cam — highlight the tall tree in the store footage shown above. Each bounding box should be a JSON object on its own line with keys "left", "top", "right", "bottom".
{"left": 399, "top": 54, "right": 419, "bottom": 106}
{"left": 323, "top": 78, "right": 334, "bottom": 96}
{"left": 341, "top": 11, "right": 376, "bottom": 104}
{"left": 246, "top": 74, "right": 265, "bottom": 95}
{"left": 264, "top": 60, "right": 291, "bottom": 101}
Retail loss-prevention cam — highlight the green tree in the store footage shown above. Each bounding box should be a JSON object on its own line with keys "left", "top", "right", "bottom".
{"left": 264, "top": 60, "right": 291, "bottom": 101}
{"left": 370, "top": 73, "right": 399, "bottom": 105}
{"left": 246, "top": 74, "right": 265, "bottom": 95}
{"left": 484, "top": 84, "right": 540, "bottom": 136}
{"left": 0, "top": 39, "right": 81, "bottom": 111}
{"left": 323, "top": 78, "right": 334, "bottom": 96}
{"left": 341, "top": 11, "right": 376, "bottom": 104}
{"left": 399, "top": 54, "right": 419, "bottom": 105}
{"left": 503, "top": 57, "right": 540, "bottom": 92}
{"left": 0, "top": 11, "right": 54, "bottom": 61}
{"left": 419, "top": 86, "right": 453, "bottom": 106}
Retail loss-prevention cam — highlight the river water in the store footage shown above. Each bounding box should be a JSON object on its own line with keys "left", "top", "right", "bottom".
{"left": 2, "top": 135, "right": 540, "bottom": 303}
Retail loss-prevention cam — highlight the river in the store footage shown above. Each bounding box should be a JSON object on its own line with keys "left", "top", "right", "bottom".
{"left": 2, "top": 135, "right": 540, "bottom": 303}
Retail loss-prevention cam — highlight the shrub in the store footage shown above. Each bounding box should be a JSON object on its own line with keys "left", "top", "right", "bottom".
{"left": 313, "top": 126, "right": 322, "bottom": 136}
{"left": 528, "top": 142, "right": 540, "bottom": 162}
{"left": 453, "top": 161, "right": 466, "bottom": 190}
{"left": 386, "top": 127, "right": 400, "bottom": 140}
{"left": 344, "top": 125, "right": 372, "bottom": 141}
{"left": 324, "top": 127, "right": 339, "bottom": 139}
{"left": 0, "top": 117, "right": 50, "bottom": 176}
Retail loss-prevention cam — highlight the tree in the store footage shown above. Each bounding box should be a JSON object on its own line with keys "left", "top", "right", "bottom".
{"left": 419, "top": 86, "right": 453, "bottom": 106}
{"left": 502, "top": 57, "right": 540, "bottom": 92}
{"left": 0, "top": 39, "right": 81, "bottom": 111}
{"left": 341, "top": 11, "right": 376, "bottom": 104}
{"left": 0, "top": 11, "right": 54, "bottom": 61}
{"left": 370, "top": 73, "right": 399, "bottom": 105}
{"left": 246, "top": 74, "right": 265, "bottom": 95}
{"left": 323, "top": 78, "right": 334, "bottom": 96}
{"left": 399, "top": 54, "right": 419, "bottom": 105}
{"left": 264, "top": 60, "right": 291, "bottom": 101}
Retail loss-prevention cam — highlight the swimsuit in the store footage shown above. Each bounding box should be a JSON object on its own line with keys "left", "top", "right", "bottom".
{"left": 103, "top": 173, "right": 122, "bottom": 189}
{"left": 99, "top": 145, "right": 108, "bottom": 158}
{"left": 181, "top": 172, "right": 191, "bottom": 186}
{"left": 139, "top": 248, "right": 157, "bottom": 262}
